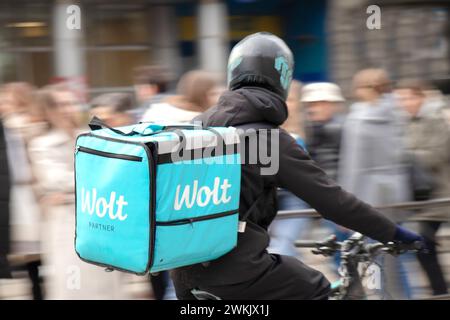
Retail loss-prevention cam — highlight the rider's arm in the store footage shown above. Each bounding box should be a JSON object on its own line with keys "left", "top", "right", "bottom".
{"left": 276, "top": 129, "right": 397, "bottom": 243}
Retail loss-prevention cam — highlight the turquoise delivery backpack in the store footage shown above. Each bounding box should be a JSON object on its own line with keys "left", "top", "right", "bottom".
{"left": 74, "top": 117, "right": 241, "bottom": 274}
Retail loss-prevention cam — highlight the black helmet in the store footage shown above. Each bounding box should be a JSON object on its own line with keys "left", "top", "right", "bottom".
{"left": 227, "top": 32, "right": 294, "bottom": 100}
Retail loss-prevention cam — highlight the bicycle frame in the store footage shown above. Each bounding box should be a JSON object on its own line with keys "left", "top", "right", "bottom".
{"left": 329, "top": 233, "right": 368, "bottom": 300}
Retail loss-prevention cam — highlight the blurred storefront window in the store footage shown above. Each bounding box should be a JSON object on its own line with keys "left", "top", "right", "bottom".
{"left": 0, "top": 1, "right": 52, "bottom": 86}
{"left": 0, "top": 1, "right": 154, "bottom": 92}
{"left": 86, "top": 50, "right": 151, "bottom": 88}
{"left": 84, "top": 3, "right": 152, "bottom": 91}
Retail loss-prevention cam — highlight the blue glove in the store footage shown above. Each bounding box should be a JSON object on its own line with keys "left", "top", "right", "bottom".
{"left": 394, "top": 225, "right": 423, "bottom": 244}
{"left": 394, "top": 225, "right": 430, "bottom": 254}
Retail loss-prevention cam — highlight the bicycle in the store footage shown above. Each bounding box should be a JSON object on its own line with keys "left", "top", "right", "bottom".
{"left": 294, "top": 232, "right": 424, "bottom": 300}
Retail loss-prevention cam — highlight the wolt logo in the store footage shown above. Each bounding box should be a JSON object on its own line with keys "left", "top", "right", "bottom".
{"left": 80, "top": 188, "right": 128, "bottom": 221}
{"left": 174, "top": 177, "right": 232, "bottom": 210}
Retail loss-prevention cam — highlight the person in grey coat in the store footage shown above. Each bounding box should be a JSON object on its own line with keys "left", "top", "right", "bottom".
{"left": 339, "top": 70, "right": 411, "bottom": 211}
{"left": 338, "top": 69, "right": 412, "bottom": 299}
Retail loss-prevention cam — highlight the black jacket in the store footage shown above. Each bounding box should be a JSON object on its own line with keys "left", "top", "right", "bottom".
{"left": 172, "top": 87, "right": 397, "bottom": 298}
{"left": 305, "top": 116, "right": 344, "bottom": 181}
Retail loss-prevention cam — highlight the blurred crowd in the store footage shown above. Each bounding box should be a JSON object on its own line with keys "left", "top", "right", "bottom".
{"left": 0, "top": 65, "right": 449, "bottom": 299}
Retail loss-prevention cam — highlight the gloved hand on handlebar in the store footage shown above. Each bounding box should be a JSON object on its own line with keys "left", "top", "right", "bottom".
{"left": 394, "top": 225, "right": 422, "bottom": 243}
{"left": 394, "top": 225, "right": 428, "bottom": 253}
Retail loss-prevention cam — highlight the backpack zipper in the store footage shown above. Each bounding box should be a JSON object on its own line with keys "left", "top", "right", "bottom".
{"left": 75, "top": 145, "right": 143, "bottom": 162}
{"left": 155, "top": 210, "right": 238, "bottom": 226}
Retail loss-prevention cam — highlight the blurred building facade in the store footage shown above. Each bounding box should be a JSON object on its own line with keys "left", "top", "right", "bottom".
{"left": 0, "top": 0, "right": 449, "bottom": 99}
{"left": 328, "top": 0, "right": 450, "bottom": 95}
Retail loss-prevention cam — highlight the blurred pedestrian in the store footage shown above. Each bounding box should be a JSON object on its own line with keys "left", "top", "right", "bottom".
{"left": 141, "top": 70, "right": 219, "bottom": 123}
{"left": 0, "top": 82, "right": 44, "bottom": 299}
{"left": 338, "top": 69, "right": 412, "bottom": 299}
{"left": 303, "top": 82, "right": 345, "bottom": 181}
{"left": 395, "top": 79, "right": 449, "bottom": 295}
{"left": 339, "top": 69, "right": 411, "bottom": 214}
{"left": 173, "top": 70, "right": 220, "bottom": 112}
{"left": 132, "top": 65, "right": 172, "bottom": 121}
{"left": 28, "top": 84, "right": 127, "bottom": 299}
{"left": 89, "top": 93, "right": 134, "bottom": 127}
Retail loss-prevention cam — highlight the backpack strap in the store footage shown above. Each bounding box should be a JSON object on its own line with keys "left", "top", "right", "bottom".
{"left": 238, "top": 191, "right": 269, "bottom": 233}
{"left": 234, "top": 122, "right": 278, "bottom": 233}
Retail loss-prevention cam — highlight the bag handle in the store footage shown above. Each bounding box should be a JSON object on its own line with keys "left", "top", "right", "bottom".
{"left": 88, "top": 117, "right": 204, "bottom": 137}
{"left": 132, "top": 122, "right": 203, "bottom": 136}
{"left": 135, "top": 122, "right": 225, "bottom": 155}
{"left": 89, "top": 117, "right": 225, "bottom": 151}
{"left": 88, "top": 116, "right": 136, "bottom": 136}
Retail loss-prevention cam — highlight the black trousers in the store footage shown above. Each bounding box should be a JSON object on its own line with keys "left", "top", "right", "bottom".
{"left": 172, "top": 255, "right": 330, "bottom": 300}
{"left": 417, "top": 221, "right": 448, "bottom": 295}
{"left": 170, "top": 223, "right": 330, "bottom": 300}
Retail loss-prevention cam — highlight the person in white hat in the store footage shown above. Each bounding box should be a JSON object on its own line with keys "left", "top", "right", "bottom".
{"left": 301, "top": 82, "right": 345, "bottom": 181}
{"left": 302, "top": 82, "right": 344, "bottom": 121}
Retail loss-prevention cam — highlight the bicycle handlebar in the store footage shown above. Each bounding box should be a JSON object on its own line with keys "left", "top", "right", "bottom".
{"left": 294, "top": 234, "right": 340, "bottom": 248}
{"left": 294, "top": 234, "right": 425, "bottom": 257}
{"left": 294, "top": 235, "right": 341, "bottom": 256}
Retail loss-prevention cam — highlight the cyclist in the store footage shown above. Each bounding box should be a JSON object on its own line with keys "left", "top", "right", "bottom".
{"left": 171, "top": 32, "right": 424, "bottom": 300}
